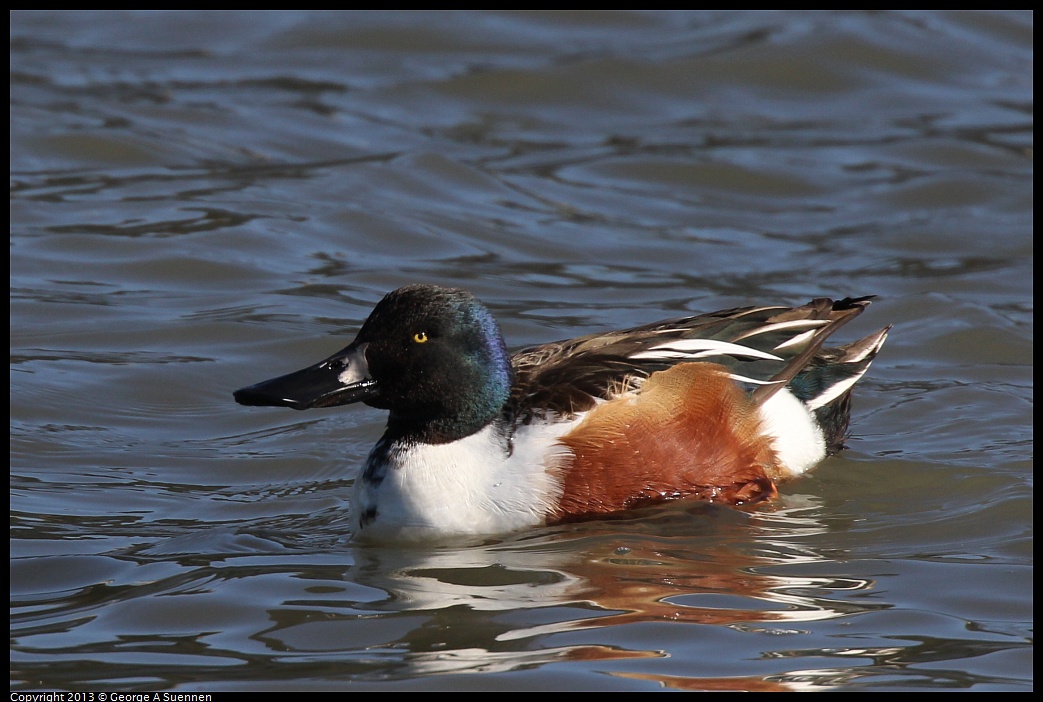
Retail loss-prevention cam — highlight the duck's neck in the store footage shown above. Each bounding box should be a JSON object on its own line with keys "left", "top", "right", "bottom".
{"left": 387, "top": 364, "right": 513, "bottom": 445}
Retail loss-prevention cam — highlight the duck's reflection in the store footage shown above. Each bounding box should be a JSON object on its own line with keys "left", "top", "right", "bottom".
{"left": 262, "top": 497, "right": 889, "bottom": 687}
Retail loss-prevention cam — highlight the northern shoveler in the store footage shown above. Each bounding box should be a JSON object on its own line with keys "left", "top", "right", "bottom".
{"left": 234, "top": 284, "right": 889, "bottom": 541}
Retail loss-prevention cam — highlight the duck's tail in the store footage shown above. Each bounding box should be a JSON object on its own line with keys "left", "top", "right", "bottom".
{"left": 792, "top": 325, "right": 891, "bottom": 454}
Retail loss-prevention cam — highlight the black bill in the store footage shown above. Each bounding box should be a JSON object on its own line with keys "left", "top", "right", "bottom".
{"left": 233, "top": 342, "right": 376, "bottom": 410}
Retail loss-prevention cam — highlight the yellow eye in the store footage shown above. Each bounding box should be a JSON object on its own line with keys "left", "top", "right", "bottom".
{"left": 413, "top": 331, "right": 429, "bottom": 344}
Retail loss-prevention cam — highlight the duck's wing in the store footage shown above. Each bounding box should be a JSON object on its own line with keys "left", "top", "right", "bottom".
{"left": 508, "top": 296, "right": 884, "bottom": 423}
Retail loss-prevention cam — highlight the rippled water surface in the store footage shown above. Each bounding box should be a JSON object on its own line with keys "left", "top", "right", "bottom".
{"left": 11, "top": 10, "right": 1032, "bottom": 691}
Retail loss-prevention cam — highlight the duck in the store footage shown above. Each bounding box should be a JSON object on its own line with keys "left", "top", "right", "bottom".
{"left": 234, "top": 284, "right": 889, "bottom": 542}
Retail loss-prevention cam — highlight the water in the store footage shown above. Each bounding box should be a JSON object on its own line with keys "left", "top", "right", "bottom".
{"left": 10, "top": 10, "right": 1032, "bottom": 691}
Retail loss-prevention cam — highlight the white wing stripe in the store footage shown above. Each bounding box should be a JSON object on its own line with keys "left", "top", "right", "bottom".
{"left": 738, "top": 319, "right": 829, "bottom": 338}
{"left": 630, "top": 339, "right": 783, "bottom": 361}
{"left": 727, "top": 373, "right": 783, "bottom": 386}
{"left": 804, "top": 369, "right": 870, "bottom": 411}
{"left": 774, "top": 328, "right": 819, "bottom": 351}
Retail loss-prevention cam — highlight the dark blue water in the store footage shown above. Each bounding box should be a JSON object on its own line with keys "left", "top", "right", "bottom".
{"left": 11, "top": 10, "right": 1032, "bottom": 691}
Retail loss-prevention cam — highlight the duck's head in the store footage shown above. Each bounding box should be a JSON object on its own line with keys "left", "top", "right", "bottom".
{"left": 234, "top": 285, "right": 513, "bottom": 443}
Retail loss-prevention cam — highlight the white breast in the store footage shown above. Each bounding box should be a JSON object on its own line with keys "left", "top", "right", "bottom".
{"left": 350, "top": 420, "right": 575, "bottom": 542}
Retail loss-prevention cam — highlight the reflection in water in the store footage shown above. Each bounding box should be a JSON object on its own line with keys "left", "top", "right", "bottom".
{"left": 11, "top": 488, "right": 895, "bottom": 690}
{"left": 252, "top": 498, "right": 890, "bottom": 686}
